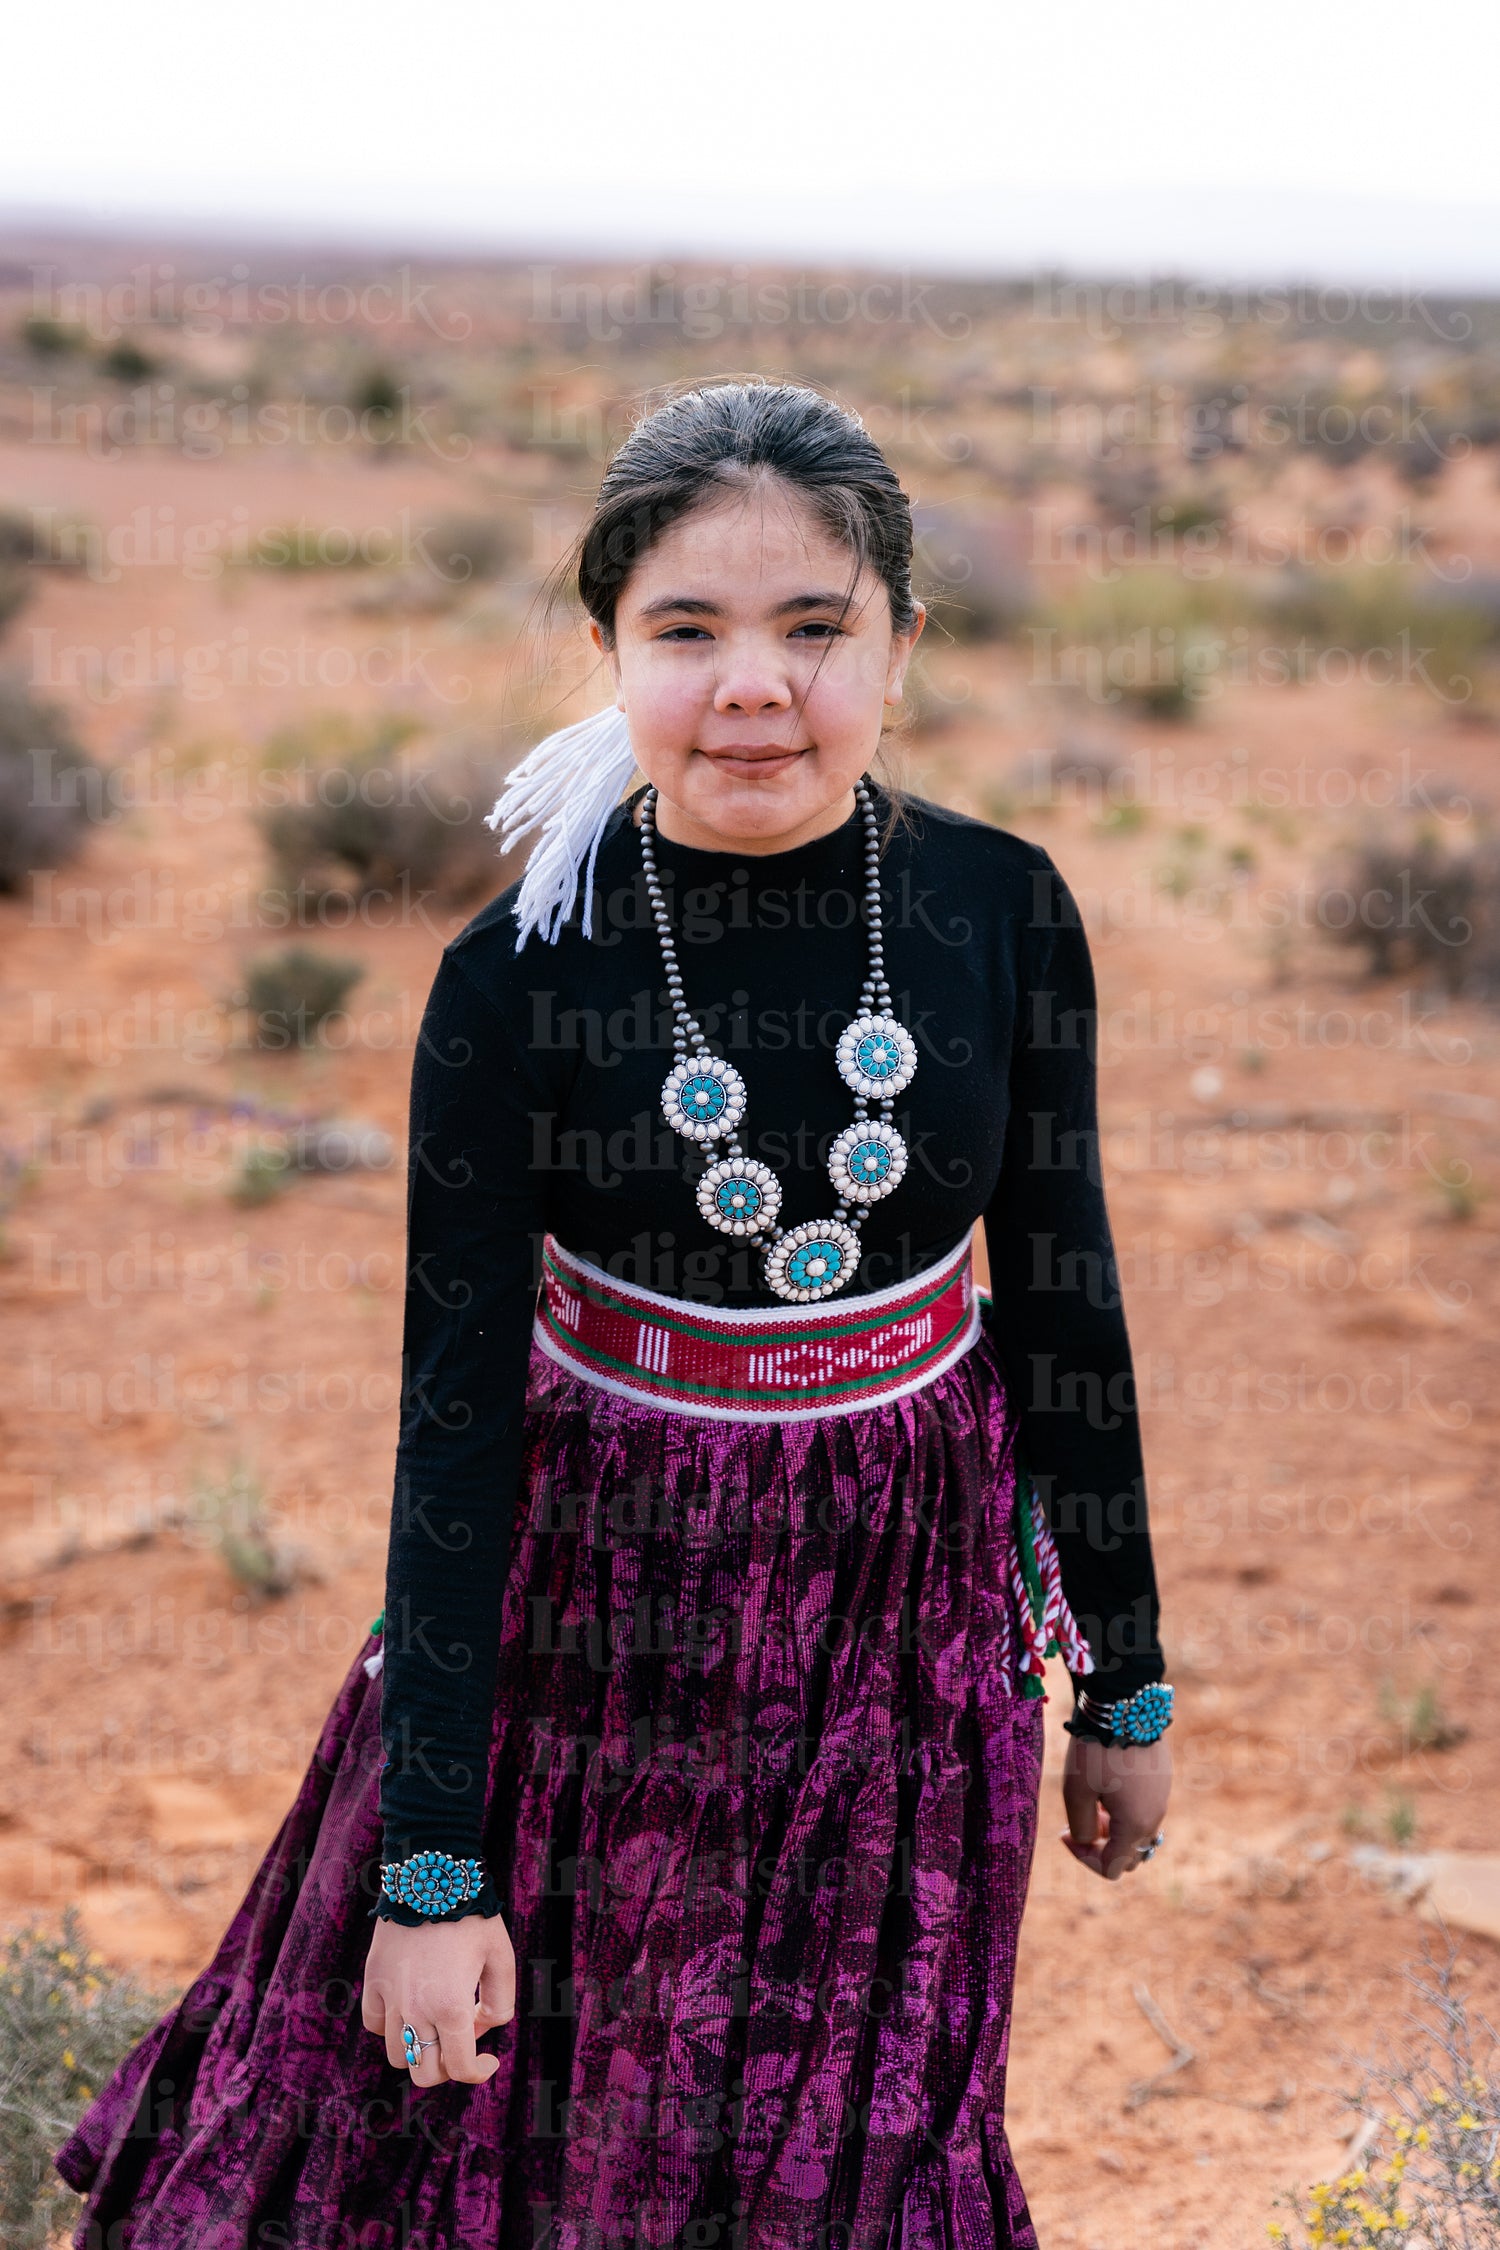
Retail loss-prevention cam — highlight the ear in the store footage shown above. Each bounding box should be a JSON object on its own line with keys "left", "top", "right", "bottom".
{"left": 588, "top": 620, "right": 626, "bottom": 708}
{"left": 883, "top": 600, "right": 927, "bottom": 705}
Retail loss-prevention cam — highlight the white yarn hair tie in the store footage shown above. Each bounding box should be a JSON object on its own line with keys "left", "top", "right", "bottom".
{"left": 483, "top": 704, "right": 639, "bottom": 950}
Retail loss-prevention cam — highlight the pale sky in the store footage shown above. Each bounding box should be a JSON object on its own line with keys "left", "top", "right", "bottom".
{"left": 7, "top": 0, "right": 1500, "bottom": 281}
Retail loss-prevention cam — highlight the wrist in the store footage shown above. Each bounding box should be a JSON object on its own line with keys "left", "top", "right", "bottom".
{"left": 374, "top": 1846, "right": 500, "bottom": 1925}
{"left": 1063, "top": 1678, "right": 1175, "bottom": 1746}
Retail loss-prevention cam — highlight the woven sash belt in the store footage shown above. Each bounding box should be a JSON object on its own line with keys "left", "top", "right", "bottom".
{"left": 532, "top": 1225, "right": 980, "bottom": 1424}
{"left": 530, "top": 1227, "right": 1092, "bottom": 1696}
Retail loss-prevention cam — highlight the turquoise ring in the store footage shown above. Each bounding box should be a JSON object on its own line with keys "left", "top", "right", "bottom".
{"left": 401, "top": 2023, "right": 438, "bottom": 2070}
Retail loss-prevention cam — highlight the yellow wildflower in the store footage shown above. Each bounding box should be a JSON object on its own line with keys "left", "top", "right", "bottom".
{"left": 62, "top": 2049, "right": 75, "bottom": 2070}
{"left": 1458, "top": 2111, "right": 1480, "bottom": 2128}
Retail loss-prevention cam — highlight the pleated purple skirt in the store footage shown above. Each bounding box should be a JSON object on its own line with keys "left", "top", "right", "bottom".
{"left": 55, "top": 1319, "right": 1051, "bottom": 2250}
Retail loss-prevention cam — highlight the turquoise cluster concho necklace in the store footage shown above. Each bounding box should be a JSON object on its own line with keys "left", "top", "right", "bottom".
{"left": 639, "top": 776, "right": 917, "bottom": 1304}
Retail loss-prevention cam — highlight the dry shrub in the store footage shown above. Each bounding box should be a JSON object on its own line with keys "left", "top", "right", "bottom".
{"left": 0, "top": 566, "right": 29, "bottom": 639}
{"left": 247, "top": 523, "right": 385, "bottom": 571}
{"left": 1263, "top": 564, "right": 1497, "bottom": 711}
{"left": 185, "top": 1458, "right": 313, "bottom": 1599}
{"left": 1029, "top": 569, "right": 1241, "bottom": 719}
{"left": 0, "top": 1909, "right": 167, "bottom": 2249}
{"left": 0, "top": 503, "right": 92, "bottom": 573}
{"left": 1316, "top": 824, "right": 1500, "bottom": 1000}
{"left": 0, "top": 675, "right": 111, "bottom": 891}
{"left": 912, "top": 502, "right": 1035, "bottom": 644}
{"left": 418, "top": 509, "right": 522, "bottom": 588}
{"left": 255, "top": 714, "right": 506, "bottom": 909}
{"left": 239, "top": 945, "right": 365, "bottom": 1050}
{"left": 1269, "top": 1936, "right": 1498, "bottom": 2247}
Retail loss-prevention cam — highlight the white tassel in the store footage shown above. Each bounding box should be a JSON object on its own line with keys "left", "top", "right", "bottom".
{"left": 484, "top": 704, "right": 639, "bottom": 950}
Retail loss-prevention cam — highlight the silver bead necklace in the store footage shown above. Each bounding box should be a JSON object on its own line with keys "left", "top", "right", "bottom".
{"left": 640, "top": 776, "right": 918, "bottom": 1303}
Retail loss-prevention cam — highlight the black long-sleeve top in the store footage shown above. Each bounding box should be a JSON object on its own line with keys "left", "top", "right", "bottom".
{"left": 376, "top": 778, "right": 1166, "bottom": 1905}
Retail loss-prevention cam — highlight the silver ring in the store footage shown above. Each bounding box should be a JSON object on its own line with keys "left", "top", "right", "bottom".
{"left": 1134, "top": 1830, "right": 1166, "bottom": 1862}
{"left": 401, "top": 2023, "right": 440, "bottom": 2069}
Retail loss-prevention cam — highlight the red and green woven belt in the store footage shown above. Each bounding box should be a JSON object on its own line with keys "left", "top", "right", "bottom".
{"left": 532, "top": 1226, "right": 982, "bottom": 1422}
{"left": 527, "top": 1236, "right": 1093, "bottom": 1700}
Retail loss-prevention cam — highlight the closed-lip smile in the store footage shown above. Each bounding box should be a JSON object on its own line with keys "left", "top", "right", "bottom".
{"left": 699, "top": 744, "right": 808, "bottom": 762}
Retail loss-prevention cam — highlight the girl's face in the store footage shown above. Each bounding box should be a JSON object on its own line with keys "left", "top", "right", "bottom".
{"left": 591, "top": 476, "right": 925, "bottom": 854}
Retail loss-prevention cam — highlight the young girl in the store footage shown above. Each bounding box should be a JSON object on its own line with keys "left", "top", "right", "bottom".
{"left": 57, "top": 379, "right": 1173, "bottom": 2250}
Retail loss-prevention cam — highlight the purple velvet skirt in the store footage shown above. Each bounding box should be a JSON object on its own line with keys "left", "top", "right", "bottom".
{"left": 55, "top": 1321, "right": 1048, "bottom": 2250}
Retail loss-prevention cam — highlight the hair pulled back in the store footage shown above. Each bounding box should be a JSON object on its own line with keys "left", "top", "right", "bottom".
{"left": 574, "top": 379, "right": 920, "bottom": 650}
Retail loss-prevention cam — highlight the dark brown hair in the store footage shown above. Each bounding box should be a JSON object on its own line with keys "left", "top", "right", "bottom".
{"left": 579, "top": 379, "right": 918, "bottom": 640}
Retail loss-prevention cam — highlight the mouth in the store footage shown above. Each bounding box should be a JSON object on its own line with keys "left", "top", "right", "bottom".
{"left": 699, "top": 745, "right": 809, "bottom": 774}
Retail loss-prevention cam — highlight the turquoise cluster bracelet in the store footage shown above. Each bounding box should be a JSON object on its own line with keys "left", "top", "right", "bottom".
{"left": 379, "top": 1850, "right": 487, "bottom": 1916}
{"left": 1065, "top": 1680, "right": 1174, "bottom": 1746}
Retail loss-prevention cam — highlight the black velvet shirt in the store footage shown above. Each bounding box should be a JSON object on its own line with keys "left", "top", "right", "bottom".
{"left": 376, "top": 778, "right": 1167, "bottom": 1909}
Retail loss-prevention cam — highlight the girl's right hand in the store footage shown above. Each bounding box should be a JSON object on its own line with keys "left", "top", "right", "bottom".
{"left": 1060, "top": 1731, "right": 1173, "bottom": 1882}
{"left": 361, "top": 1910, "right": 516, "bottom": 2088}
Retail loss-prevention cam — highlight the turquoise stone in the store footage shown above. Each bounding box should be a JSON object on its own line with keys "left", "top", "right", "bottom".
{"left": 854, "top": 1031, "right": 900, "bottom": 1082}
{"left": 382, "top": 1850, "right": 484, "bottom": 1915}
{"left": 714, "top": 1177, "right": 764, "bottom": 1222}
{"left": 678, "top": 1074, "right": 727, "bottom": 1123}
{"left": 787, "top": 1238, "right": 845, "bottom": 1290}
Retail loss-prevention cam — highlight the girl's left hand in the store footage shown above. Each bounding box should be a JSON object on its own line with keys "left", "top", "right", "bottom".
{"left": 1060, "top": 1730, "right": 1173, "bottom": 1881}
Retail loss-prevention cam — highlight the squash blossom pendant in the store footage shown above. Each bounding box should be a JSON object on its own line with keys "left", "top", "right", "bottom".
{"left": 641, "top": 778, "right": 917, "bottom": 1304}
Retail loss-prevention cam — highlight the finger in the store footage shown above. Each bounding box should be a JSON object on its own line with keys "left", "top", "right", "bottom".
{"left": 1103, "top": 1822, "right": 1154, "bottom": 1882}
{"left": 434, "top": 2009, "right": 498, "bottom": 2087}
{"left": 391, "top": 2020, "right": 438, "bottom": 2077}
{"left": 1059, "top": 1824, "right": 1112, "bottom": 1880}
{"left": 477, "top": 1939, "right": 516, "bottom": 2030}
{"left": 1060, "top": 1764, "right": 1106, "bottom": 1848}
{"left": 361, "top": 1983, "right": 387, "bottom": 2037}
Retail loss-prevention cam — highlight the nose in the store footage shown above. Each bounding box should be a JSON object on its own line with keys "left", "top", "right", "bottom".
{"left": 711, "top": 645, "right": 794, "bottom": 717}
